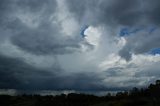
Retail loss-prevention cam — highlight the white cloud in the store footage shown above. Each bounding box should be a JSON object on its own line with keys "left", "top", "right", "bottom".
{"left": 99, "top": 53, "right": 160, "bottom": 71}
{"left": 117, "top": 37, "right": 127, "bottom": 48}
{"left": 99, "top": 54, "right": 127, "bottom": 71}
{"left": 98, "top": 53, "right": 160, "bottom": 88}
{"left": 84, "top": 26, "right": 102, "bottom": 47}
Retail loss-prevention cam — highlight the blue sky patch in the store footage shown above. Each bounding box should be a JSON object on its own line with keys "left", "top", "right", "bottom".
{"left": 119, "top": 28, "right": 143, "bottom": 37}
{"left": 80, "top": 25, "right": 89, "bottom": 38}
{"left": 119, "top": 26, "right": 158, "bottom": 37}
{"left": 119, "top": 28, "right": 130, "bottom": 36}
{"left": 148, "top": 48, "right": 160, "bottom": 55}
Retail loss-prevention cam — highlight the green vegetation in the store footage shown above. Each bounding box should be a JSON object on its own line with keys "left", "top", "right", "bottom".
{"left": 1, "top": 80, "right": 160, "bottom": 106}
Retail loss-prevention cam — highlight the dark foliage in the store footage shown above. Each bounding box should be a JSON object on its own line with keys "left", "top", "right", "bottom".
{"left": 1, "top": 80, "right": 160, "bottom": 106}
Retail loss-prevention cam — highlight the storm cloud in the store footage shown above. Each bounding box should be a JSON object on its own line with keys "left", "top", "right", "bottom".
{"left": 1, "top": 0, "right": 160, "bottom": 92}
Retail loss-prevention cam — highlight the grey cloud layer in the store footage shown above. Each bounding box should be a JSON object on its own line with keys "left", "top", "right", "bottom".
{"left": 67, "top": 0, "right": 160, "bottom": 26}
{"left": 0, "top": 54, "right": 106, "bottom": 90}
{"left": 119, "top": 29, "right": 160, "bottom": 60}
{"left": 0, "top": 0, "right": 160, "bottom": 91}
{"left": 67, "top": 0, "right": 160, "bottom": 60}
{"left": 0, "top": 0, "right": 83, "bottom": 55}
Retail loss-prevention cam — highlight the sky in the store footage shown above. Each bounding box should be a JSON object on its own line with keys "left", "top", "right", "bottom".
{"left": 1, "top": 0, "right": 160, "bottom": 94}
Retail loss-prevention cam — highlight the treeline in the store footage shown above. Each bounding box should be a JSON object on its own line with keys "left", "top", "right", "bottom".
{"left": 1, "top": 80, "right": 160, "bottom": 106}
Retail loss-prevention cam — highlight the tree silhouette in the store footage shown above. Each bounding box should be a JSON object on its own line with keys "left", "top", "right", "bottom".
{"left": 1, "top": 80, "right": 160, "bottom": 106}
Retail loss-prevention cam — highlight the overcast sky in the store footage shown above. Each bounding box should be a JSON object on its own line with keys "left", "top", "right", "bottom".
{"left": 1, "top": 0, "right": 160, "bottom": 92}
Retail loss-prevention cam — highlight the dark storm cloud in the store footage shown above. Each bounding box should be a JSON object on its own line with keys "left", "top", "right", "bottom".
{"left": 2, "top": 0, "right": 160, "bottom": 57}
{"left": 66, "top": 0, "right": 160, "bottom": 60}
{"left": 1, "top": 0, "right": 160, "bottom": 91}
{"left": 119, "top": 28, "right": 160, "bottom": 60}
{"left": 67, "top": 0, "right": 143, "bottom": 26}
{"left": 0, "top": 0, "right": 105, "bottom": 91}
{"left": 0, "top": 0, "right": 83, "bottom": 55}
{"left": 0, "top": 54, "right": 106, "bottom": 90}
{"left": 98, "top": 0, "right": 142, "bottom": 26}
{"left": 10, "top": 19, "right": 80, "bottom": 55}
{"left": 0, "top": 0, "right": 56, "bottom": 28}
{"left": 66, "top": 0, "right": 160, "bottom": 28}
{"left": 146, "top": 0, "right": 160, "bottom": 25}
{"left": 0, "top": 54, "right": 61, "bottom": 90}
{"left": 1, "top": 0, "right": 160, "bottom": 57}
{"left": 109, "top": 0, "right": 160, "bottom": 59}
